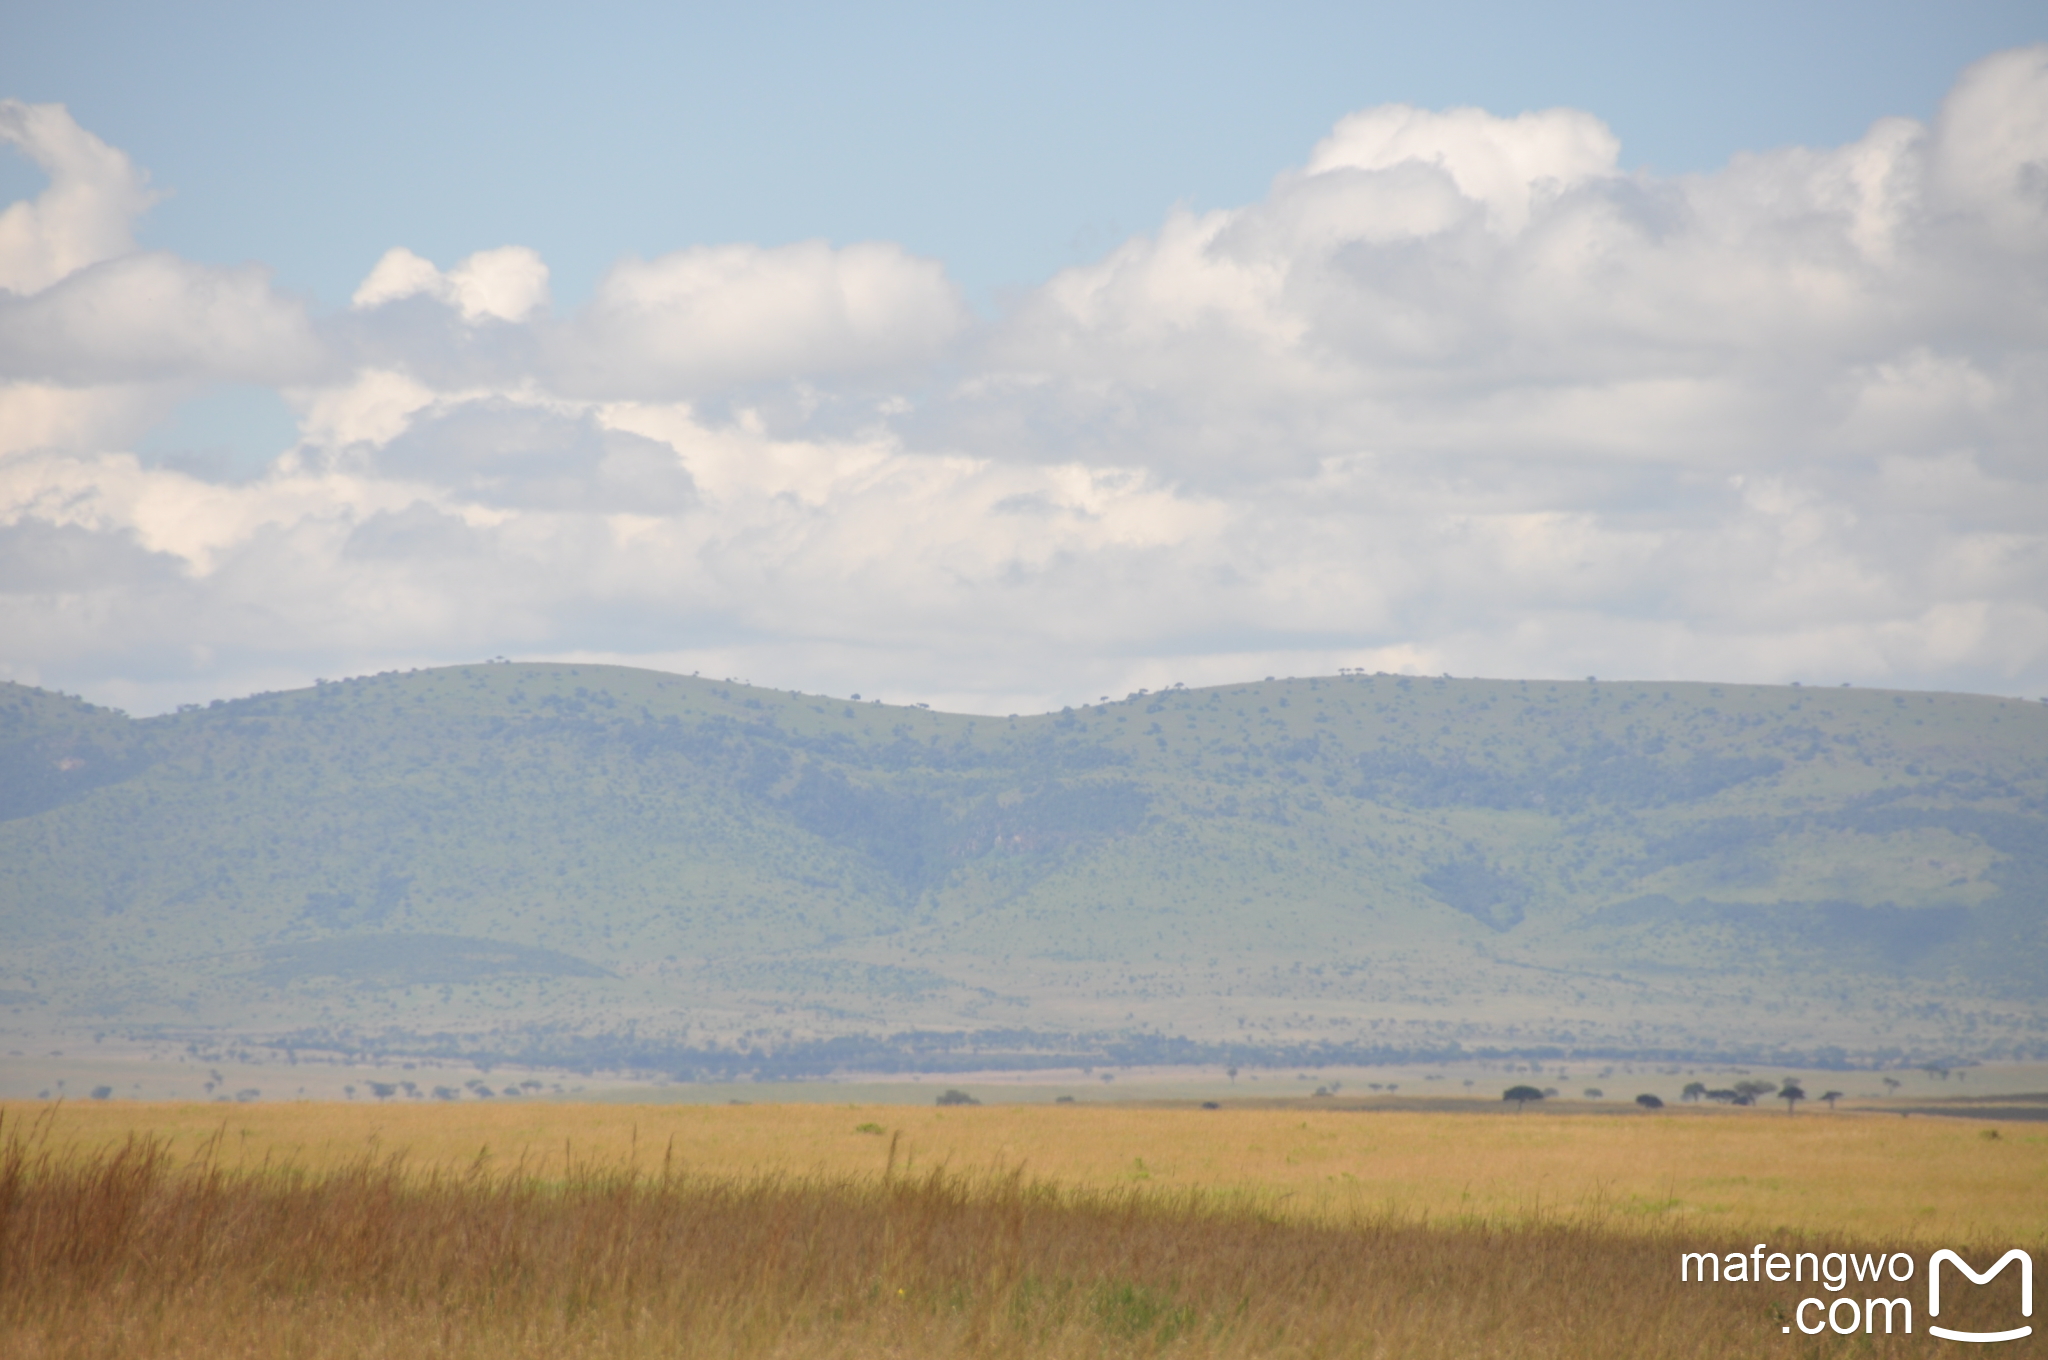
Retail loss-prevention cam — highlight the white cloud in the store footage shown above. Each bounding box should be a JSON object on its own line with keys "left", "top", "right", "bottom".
{"left": 374, "top": 397, "right": 697, "bottom": 513}
{"left": 0, "top": 100, "right": 156, "bottom": 295}
{"left": 0, "top": 380, "right": 182, "bottom": 456}
{"left": 2, "top": 50, "right": 2046, "bottom": 713}
{"left": 0, "top": 101, "right": 322, "bottom": 408}
{"left": 287, "top": 368, "right": 439, "bottom": 449}
{"left": 351, "top": 245, "right": 550, "bottom": 323}
{"left": 1304, "top": 104, "right": 1621, "bottom": 234}
{"left": 0, "top": 251, "right": 321, "bottom": 385}
{"left": 349, "top": 247, "right": 444, "bottom": 310}
{"left": 556, "top": 240, "right": 967, "bottom": 397}
{"left": 1929, "top": 44, "right": 2048, "bottom": 249}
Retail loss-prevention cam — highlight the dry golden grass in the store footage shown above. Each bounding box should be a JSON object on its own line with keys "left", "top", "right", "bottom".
{"left": 11, "top": 1097, "right": 2044, "bottom": 1242}
{"left": 3, "top": 1102, "right": 2041, "bottom": 1359}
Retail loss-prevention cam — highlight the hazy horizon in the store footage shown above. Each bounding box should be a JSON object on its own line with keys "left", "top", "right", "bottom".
{"left": 15, "top": 660, "right": 2048, "bottom": 723}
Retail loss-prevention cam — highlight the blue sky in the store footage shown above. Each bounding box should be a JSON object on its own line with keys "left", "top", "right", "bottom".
{"left": 2, "top": 5, "right": 2046, "bottom": 714}
{"left": 6, "top": 1, "right": 2042, "bottom": 307}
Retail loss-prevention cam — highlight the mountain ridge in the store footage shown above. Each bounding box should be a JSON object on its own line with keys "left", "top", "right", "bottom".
{"left": 2, "top": 663, "right": 2043, "bottom": 1073}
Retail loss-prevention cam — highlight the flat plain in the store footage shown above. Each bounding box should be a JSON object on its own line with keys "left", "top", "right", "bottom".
{"left": 5, "top": 1099, "right": 2042, "bottom": 1359}
{"left": 10, "top": 1096, "right": 2045, "bottom": 1241}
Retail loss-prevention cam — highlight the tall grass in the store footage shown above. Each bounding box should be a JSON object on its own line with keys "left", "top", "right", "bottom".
{"left": 0, "top": 1111, "right": 2027, "bottom": 1359}
{"left": 19, "top": 1098, "right": 2044, "bottom": 1244}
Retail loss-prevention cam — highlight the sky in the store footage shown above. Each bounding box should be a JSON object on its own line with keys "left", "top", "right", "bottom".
{"left": 2, "top": 2, "right": 2046, "bottom": 715}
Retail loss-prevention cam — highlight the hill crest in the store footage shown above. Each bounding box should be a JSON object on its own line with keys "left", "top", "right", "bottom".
{"left": 2, "top": 663, "right": 2043, "bottom": 1074}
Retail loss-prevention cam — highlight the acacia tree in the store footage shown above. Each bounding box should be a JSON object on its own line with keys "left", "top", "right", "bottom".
{"left": 1779, "top": 1082, "right": 1806, "bottom": 1115}
{"left": 1820, "top": 1090, "right": 1844, "bottom": 1110}
{"left": 1503, "top": 1084, "right": 1545, "bottom": 1111}
{"left": 1681, "top": 1082, "right": 1707, "bottom": 1103}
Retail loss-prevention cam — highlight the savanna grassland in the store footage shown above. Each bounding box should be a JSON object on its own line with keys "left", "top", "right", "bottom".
{"left": 4, "top": 1101, "right": 2041, "bottom": 1359}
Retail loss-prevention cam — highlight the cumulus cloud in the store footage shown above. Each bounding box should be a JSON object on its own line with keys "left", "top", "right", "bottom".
{"left": 955, "top": 48, "right": 2048, "bottom": 487}
{"left": 0, "top": 252, "right": 321, "bottom": 385}
{"left": 555, "top": 240, "right": 968, "bottom": 397}
{"left": 371, "top": 398, "right": 697, "bottom": 513}
{"left": 1, "top": 51, "right": 2046, "bottom": 713}
{"left": 1931, "top": 43, "right": 2048, "bottom": 249}
{"left": 0, "top": 380, "right": 181, "bottom": 457}
{"left": 0, "top": 99, "right": 155, "bottom": 294}
{"left": 351, "top": 245, "right": 551, "bottom": 323}
{"left": 0, "top": 100, "right": 323, "bottom": 458}
{"left": 1304, "top": 103, "right": 1621, "bottom": 233}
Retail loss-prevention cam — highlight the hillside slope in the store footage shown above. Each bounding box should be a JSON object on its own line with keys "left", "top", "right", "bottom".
{"left": 2, "top": 664, "right": 2044, "bottom": 1070}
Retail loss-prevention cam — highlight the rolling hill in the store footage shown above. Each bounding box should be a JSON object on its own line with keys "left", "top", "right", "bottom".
{"left": 2, "top": 663, "right": 2044, "bottom": 1075}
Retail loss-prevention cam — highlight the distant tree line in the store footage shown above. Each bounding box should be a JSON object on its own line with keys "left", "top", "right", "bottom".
{"left": 265, "top": 1024, "right": 1913, "bottom": 1082}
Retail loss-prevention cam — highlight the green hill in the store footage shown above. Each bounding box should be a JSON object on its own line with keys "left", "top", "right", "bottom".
{"left": 2, "top": 664, "right": 2044, "bottom": 1074}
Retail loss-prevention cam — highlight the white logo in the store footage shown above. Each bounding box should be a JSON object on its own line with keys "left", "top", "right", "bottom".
{"left": 1929, "top": 1249, "right": 2033, "bottom": 1344}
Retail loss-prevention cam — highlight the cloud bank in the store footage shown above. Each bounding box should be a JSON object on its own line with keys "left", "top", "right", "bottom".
{"left": 2, "top": 50, "right": 2046, "bottom": 715}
